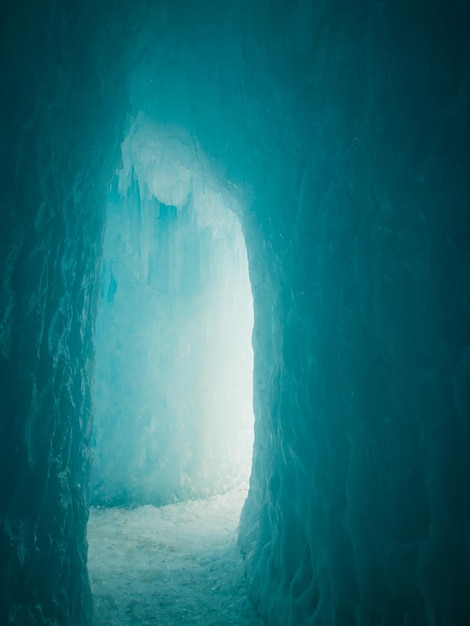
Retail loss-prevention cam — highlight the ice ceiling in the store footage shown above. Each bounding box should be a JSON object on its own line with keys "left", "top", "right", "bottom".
{"left": 92, "top": 114, "right": 255, "bottom": 505}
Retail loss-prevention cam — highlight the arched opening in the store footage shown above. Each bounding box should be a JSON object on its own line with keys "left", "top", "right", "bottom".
{"left": 86, "top": 113, "right": 260, "bottom": 623}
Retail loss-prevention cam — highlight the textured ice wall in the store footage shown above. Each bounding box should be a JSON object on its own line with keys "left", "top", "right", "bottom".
{"left": 0, "top": 2, "right": 139, "bottom": 622}
{"left": 235, "top": 3, "right": 470, "bottom": 625}
{"left": 92, "top": 116, "right": 254, "bottom": 505}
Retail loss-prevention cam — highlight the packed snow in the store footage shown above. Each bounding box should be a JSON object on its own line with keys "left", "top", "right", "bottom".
{"left": 87, "top": 488, "right": 264, "bottom": 625}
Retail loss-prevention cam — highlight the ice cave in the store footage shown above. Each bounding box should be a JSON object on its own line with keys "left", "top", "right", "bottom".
{"left": 1, "top": 1, "right": 469, "bottom": 625}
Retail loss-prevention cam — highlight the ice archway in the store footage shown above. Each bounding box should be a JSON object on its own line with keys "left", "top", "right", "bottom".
{"left": 92, "top": 114, "right": 255, "bottom": 505}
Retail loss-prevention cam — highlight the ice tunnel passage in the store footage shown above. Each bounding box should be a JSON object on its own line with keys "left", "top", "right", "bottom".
{"left": 86, "top": 120, "right": 260, "bottom": 624}
{"left": 91, "top": 117, "right": 255, "bottom": 505}
{"left": 1, "top": 1, "right": 470, "bottom": 625}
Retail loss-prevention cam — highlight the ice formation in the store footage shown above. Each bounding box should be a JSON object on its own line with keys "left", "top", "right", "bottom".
{"left": 1, "top": 1, "right": 469, "bottom": 625}
{"left": 92, "top": 114, "right": 254, "bottom": 505}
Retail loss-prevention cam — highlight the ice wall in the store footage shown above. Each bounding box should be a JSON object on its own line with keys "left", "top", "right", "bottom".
{"left": 0, "top": 2, "right": 140, "bottom": 623}
{"left": 235, "top": 3, "right": 470, "bottom": 626}
{"left": 92, "top": 116, "right": 254, "bottom": 505}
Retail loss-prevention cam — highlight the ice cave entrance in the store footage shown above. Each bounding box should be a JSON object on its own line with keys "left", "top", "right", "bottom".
{"left": 87, "top": 116, "right": 257, "bottom": 622}
{"left": 90, "top": 114, "right": 255, "bottom": 507}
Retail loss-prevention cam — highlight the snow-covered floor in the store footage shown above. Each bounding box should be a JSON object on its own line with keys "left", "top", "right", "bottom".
{"left": 87, "top": 488, "right": 264, "bottom": 626}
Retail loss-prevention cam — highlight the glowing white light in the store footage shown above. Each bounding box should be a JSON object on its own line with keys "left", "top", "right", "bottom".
{"left": 92, "top": 113, "right": 254, "bottom": 503}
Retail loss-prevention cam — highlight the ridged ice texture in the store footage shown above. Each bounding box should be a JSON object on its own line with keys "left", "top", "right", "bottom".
{"left": 0, "top": 2, "right": 139, "bottom": 623}
{"left": 236, "top": 4, "right": 470, "bottom": 626}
